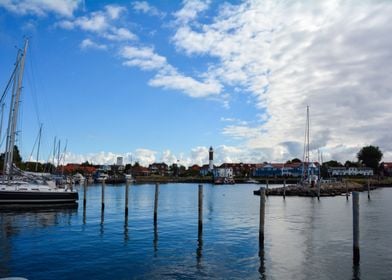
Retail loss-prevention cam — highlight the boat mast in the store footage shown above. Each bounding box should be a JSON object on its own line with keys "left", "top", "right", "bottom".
{"left": 301, "top": 105, "right": 310, "bottom": 183}
{"left": 0, "top": 103, "right": 4, "bottom": 145}
{"left": 35, "top": 123, "right": 42, "bottom": 172}
{"left": 3, "top": 39, "right": 28, "bottom": 183}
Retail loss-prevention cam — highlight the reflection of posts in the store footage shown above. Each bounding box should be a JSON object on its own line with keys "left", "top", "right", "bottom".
{"left": 198, "top": 184, "right": 203, "bottom": 232}
{"left": 259, "top": 187, "right": 265, "bottom": 246}
{"left": 153, "top": 222, "right": 158, "bottom": 253}
{"left": 83, "top": 179, "right": 87, "bottom": 208}
{"left": 367, "top": 179, "right": 370, "bottom": 200}
{"left": 124, "top": 217, "right": 128, "bottom": 242}
{"left": 125, "top": 181, "right": 129, "bottom": 217}
{"left": 258, "top": 243, "right": 266, "bottom": 279}
{"left": 101, "top": 181, "right": 105, "bottom": 211}
{"left": 352, "top": 192, "right": 360, "bottom": 265}
{"left": 283, "top": 180, "right": 286, "bottom": 199}
{"left": 196, "top": 226, "right": 203, "bottom": 267}
{"left": 154, "top": 183, "right": 159, "bottom": 225}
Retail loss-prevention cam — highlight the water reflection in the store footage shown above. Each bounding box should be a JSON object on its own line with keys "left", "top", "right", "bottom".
{"left": 124, "top": 217, "right": 129, "bottom": 243}
{"left": 196, "top": 228, "right": 203, "bottom": 269}
{"left": 100, "top": 209, "right": 104, "bottom": 236}
{"left": 0, "top": 204, "right": 77, "bottom": 277}
{"left": 258, "top": 244, "right": 266, "bottom": 280}
{"left": 153, "top": 223, "right": 158, "bottom": 256}
{"left": 352, "top": 264, "right": 360, "bottom": 280}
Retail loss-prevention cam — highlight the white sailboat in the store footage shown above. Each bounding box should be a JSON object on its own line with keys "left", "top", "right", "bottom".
{"left": 0, "top": 39, "right": 78, "bottom": 204}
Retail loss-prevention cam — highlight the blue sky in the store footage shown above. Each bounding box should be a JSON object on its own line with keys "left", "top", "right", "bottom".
{"left": 1, "top": 0, "right": 392, "bottom": 166}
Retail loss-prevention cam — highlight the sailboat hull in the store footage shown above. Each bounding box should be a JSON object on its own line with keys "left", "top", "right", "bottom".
{"left": 0, "top": 191, "right": 78, "bottom": 204}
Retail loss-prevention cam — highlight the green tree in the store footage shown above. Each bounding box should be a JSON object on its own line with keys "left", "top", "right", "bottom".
{"left": 357, "top": 145, "right": 383, "bottom": 171}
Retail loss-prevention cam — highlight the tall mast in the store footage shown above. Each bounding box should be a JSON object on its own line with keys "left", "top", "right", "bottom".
{"left": 35, "top": 123, "right": 42, "bottom": 172}
{"left": 0, "top": 103, "right": 5, "bottom": 145}
{"left": 57, "top": 139, "right": 61, "bottom": 168}
{"left": 52, "top": 136, "right": 57, "bottom": 173}
{"left": 3, "top": 39, "right": 28, "bottom": 183}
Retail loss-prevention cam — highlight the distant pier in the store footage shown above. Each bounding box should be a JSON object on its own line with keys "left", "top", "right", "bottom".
{"left": 253, "top": 181, "right": 376, "bottom": 197}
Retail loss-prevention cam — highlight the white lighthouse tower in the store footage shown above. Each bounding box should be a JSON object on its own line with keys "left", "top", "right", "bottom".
{"left": 209, "top": 146, "right": 214, "bottom": 171}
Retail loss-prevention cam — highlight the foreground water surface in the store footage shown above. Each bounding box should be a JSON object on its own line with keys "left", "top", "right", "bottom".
{"left": 1, "top": 183, "right": 391, "bottom": 279}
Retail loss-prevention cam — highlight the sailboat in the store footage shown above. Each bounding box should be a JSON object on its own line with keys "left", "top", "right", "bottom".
{"left": 0, "top": 39, "right": 78, "bottom": 204}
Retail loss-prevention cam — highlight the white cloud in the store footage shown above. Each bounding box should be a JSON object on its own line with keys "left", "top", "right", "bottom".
{"left": 173, "top": 0, "right": 210, "bottom": 24}
{"left": 170, "top": 0, "right": 392, "bottom": 162}
{"left": 0, "top": 0, "right": 82, "bottom": 17}
{"left": 80, "top": 38, "right": 107, "bottom": 50}
{"left": 120, "top": 46, "right": 167, "bottom": 70}
{"left": 105, "top": 5, "right": 126, "bottom": 20}
{"left": 149, "top": 68, "right": 221, "bottom": 98}
{"left": 132, "top": 1, "right": 165, "bottom": 17}
{"left": 103, "top": 27, "right": 137, "bottom": 41}
{"left": 57, "top": 5, "right": 136, "bottom": 41}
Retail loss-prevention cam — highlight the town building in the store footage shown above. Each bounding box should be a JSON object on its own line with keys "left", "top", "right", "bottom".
{"left": 328, "top": 167, "right": 373, "bottom": 177}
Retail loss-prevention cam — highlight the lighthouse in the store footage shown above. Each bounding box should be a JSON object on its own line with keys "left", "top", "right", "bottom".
{"left": 209, "top": 146, "right": 214, "bottom": 171}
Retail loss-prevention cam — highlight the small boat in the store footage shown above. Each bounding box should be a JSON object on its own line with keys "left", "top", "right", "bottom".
{"left": 0, "top": 39, "right": 78, "bottom": 205}
{"left": 214, "top": 177, "right": 235, "bottom": 185}
{"left": 72, "top": 173, "right": 85, "bottom": 185}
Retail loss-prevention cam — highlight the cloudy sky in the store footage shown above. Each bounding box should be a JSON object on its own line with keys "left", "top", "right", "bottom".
{"left": 0, "top": 0, "right": 391, "bottom": 167}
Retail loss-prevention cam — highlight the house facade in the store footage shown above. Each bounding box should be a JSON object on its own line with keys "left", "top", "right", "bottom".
{"left": 328, "top": 167, "right": 373, "bottom": 177}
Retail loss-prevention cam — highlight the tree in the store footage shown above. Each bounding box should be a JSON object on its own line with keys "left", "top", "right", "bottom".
{"left": 286, "top": 158, "right": 302, "bottom": 164}
{"left": 357, "top": 145, "right": 383, "bottom": 171}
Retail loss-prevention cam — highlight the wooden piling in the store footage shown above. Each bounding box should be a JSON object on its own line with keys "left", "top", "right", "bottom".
{"left": 367, "top": 178, "right": 370, "bottom": 199}
{"left": 283, "top": 180, "right": 286, "bottom": 199}
{"left": 352, "top": 192, "right": 360, "bottom": 264}
{"left": 265, "top": 180, "right": 269, "bottom": 196}
{"left": 154, "top": 183, "right": 159, "bottom": 225}
{"left": 101, "top": 180, "right": 105, "bottom": 211}
{"left": 198, "top": 184, "right": 203, "bottom": 232}
{"left": 346, "top": 180, "right": 349, "bottom": 201}
{"left": 125, "top": 181, "right": 129, "bottom": 216}
{"left": 83, "top": 179, "right": 87, "bottom": 208}
{"left": 259, "top": 187, "right": 265, "bottom": 245}
{"left": 317, "top": 180, "right": 320, "bottom": 201}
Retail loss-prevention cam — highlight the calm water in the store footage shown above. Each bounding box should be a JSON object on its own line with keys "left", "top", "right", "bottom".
{"left": 1, "top": 183, "right": 391, "bottom": 279}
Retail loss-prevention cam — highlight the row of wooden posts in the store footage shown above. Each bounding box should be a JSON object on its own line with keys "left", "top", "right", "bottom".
{"left": 82, "top": 181, "right": 204, "bottom": 233}
{"left": 259, "top": 186, "right": 363, "bottom": 265}
{"left": 83, "top": 180, "right": 365, "bottom": 266}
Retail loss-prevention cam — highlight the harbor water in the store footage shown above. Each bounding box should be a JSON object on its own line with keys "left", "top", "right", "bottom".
{"left": 1, "top": 183, "right": 391, "bottom": 279}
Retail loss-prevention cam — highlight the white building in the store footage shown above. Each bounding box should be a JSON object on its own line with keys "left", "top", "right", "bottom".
{"left": 329, "top": 167, "right": 373, "bottom": 177}
{"left": 117, "top": 157, "right": 124, "bottom": 166}
{"left": 213, "top": 167, "right": 233, "bottom": 178}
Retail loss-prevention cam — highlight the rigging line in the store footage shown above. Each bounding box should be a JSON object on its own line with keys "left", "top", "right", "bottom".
{"left": 27, "top": 44, "right": 41, "bottom": 125}
{"left": 28, "top": 126, "right": 40, "bottom": 161}
{"left": 0, "top": 55, "right": 22, "bottom": 105}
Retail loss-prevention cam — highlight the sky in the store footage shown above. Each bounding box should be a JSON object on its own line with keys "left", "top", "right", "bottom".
{"left": 0, "top": 0, "right": 391, "bottom": 167}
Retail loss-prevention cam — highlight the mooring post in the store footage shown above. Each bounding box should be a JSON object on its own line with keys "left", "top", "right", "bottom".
{"left": 317, "top": 180, "right": 320, "bottom": 201}
{"left": 154, "top": 183, "right": 159, "bottom": 225}
{"left": 283, "top": 180, "right": 286, "bottom": 199}
{"left": 83, "top": 179, "right": 87, "bottom": 208}
{"left": 101, "top": 180, "right": 105, "bottom": 211}
{"left": 367, "top": 178, "right": 370, "bottom": 200}
{"left": 198, "top": 184, "right": 203, "bottom": 232}
{"left": 346, "top": 180, "right": 349, "bottom": 201}
{"left": 125, "top": 181, "right": 129, "bottom": 217}
{"left": 266, "top": 180, "right": 269, "bottom": 196}
{"left": 352, "top": 192, "right": 360, "bottom": 264}
{"left": 259, "top": 187, "right": 266, "bottom": 246}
